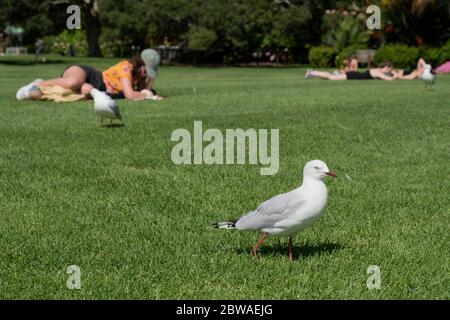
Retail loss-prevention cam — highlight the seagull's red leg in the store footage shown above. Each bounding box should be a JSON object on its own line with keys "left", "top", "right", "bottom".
{"left": 288, "top": 237, "right": 294, "bottom": 262}
{"left": 252, "top": 232, "right": 269, "bottom": 257}
{"left": 110, "top": 118, "right": 113, "bottom": 126}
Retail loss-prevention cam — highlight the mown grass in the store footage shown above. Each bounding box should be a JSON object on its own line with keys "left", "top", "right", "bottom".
{"left": 0, "top": 56, "right": 449, "bottom": 299}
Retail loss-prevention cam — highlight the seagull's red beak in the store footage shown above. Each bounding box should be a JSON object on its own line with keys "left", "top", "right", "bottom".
{"left": 326, "top": 171, "right": 337, "bottom": 178}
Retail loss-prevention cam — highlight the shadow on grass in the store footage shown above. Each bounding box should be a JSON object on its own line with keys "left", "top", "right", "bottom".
{"left": 0, "top": 59, "right": 65, "bottom": 65}
{"left": 101, "top": 123, "right": 125, "bottom": 128}
{"left": 235, "top": 241, "right": 343, "bottom": 261}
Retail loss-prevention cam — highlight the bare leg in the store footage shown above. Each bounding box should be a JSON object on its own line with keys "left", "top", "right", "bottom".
{"left": 400, "top": 70, "right": 420, "bottom": 80}
{"left": 252, "top": 232, "right": 269, "bottom": 257}
{"left": 310, "top": 70, "right": 333, "bottom": 79}
{"left": 396, "top": 58, "right": 427, "bottom": 80}
{"left": 311, "top": 70, "right": 347, "bottom": 80}
{"left": 416, "top": 58, "right": 426, "bottom": 77}
{"left": 288, "top": 237, "right": 294, "bottom": 262}
{"left": 417, "top": 58, "right": 426, "bottom": 70}
{"left": 39, "top": 66, "right": 87, "bottom": 92}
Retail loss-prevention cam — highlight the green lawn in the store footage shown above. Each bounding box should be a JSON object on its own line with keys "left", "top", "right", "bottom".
{"left": 0, "top": 57, "right": 448, "bottom": 299}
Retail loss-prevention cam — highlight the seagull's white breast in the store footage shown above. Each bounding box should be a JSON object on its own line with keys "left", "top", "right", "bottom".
{"left": 95, "top": 102, "right": 119, "bottom": 119}
{"left": 95, "top": 107, "right": 116, "bottom": 118}
{"left": 421, "top": 68, "right": 435, "bottom": 82}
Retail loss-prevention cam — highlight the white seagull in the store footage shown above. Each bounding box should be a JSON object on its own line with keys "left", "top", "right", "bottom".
{"left": 420, "top": 64, "right": 436, "bottom": 89}
{"left": 214, "top": 160, "right": 336, "bottom": 261}
{"left": 91, "top": 89, "right": 122, "bottom": 126}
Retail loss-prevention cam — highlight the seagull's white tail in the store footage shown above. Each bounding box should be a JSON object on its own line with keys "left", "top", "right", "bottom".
{"left": 213, "top": 221, "right": 236, "bottom": 229}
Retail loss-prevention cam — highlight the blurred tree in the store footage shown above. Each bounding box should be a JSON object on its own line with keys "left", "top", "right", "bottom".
{"left": 0, "top": 0, "right": 102, "bottom": 56}
{"left": 189, "top": 0, "right": 325, "bottom": 62}
{"left": 100, "top": 0, "right": 198, "bottom": 56}
{"left": 83, "top": 0, "right": 102, "bottom": 57}
{"left": 193, "top": 0, "right": 268, "bottom": 62}
{"left": 101, "top": 0, "right": 325, "bottom": 63}
{"left": 98, "top": 0, "right": 144, "bottom": 57}
{"left": 4, "top": 0, "right": 447, "bottom": 62}
{"left": 0, "top": 0, "right": 56, "bottom": 47}
{"left": 262, "top": 1, "right": 317, "bottom": 60}
{"left": 187, "top": 26, "right": 217, "bottom": 51}
{"left": 53, "top": 0, "right": 102, "bottom": 56}
{"left": 322, "top": 15, "right": 370, "bottom": 52}
{"left": 381, "top": 0, "right": 450, "bottom": 46}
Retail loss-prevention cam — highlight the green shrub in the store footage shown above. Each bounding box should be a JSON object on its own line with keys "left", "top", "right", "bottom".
{"left": 438, "top": 40, "right": 450, "bottom": 65}
{"left": 335, "top": 44, "right": 366, "bottom": 69}
{"left": 373, "top": 44, "right": 419, "bottom": 69}
{"left": 421, "top": 47, "right": 441, "bottom": 67}
{"left": 308, "top": 46, "right": 336, "bottom": 68}
{"left": 43, "top": 35, "right": 56, "bottom": 53}
{"left": 99, "top": 37, "right": 132, "bottom": 58}
{"left": 187, "top": 26, "right": 217, "bottom": 51}
{"left": 48, "top": 30, "right": 87, "bottom": 56}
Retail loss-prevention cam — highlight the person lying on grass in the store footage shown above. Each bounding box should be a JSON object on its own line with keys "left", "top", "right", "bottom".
{"left": 341, "top": 54, "right": 359, "bottom": 73}
{"left": 390, "top": 58, "right": 428, "bottom": 80}
{"left": 16, "top": 49, "right": 163, "bottom": 101}
{"left": 305, "top": 61, "right": 396, "bottom": 81}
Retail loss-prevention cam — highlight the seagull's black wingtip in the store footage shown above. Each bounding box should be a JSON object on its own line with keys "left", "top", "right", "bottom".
{"left": 212, "top": 222, "right": 236, "bottom": 229}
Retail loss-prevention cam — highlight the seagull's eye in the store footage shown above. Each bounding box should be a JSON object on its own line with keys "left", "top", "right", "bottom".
{"left": 314, "top": 166, "right": 320, "bottom": 170}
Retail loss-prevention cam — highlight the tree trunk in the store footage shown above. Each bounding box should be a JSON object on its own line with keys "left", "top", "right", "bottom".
{"left": 84, "top": 0, "right": 101, "bottom": 57}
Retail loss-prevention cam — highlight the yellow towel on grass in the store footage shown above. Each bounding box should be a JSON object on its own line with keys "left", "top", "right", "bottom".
{"left": 38, "top": 85, "right": 86, "bottom": 102}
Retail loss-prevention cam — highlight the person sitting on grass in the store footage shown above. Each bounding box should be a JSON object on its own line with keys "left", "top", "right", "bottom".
{"left": 16, "top": 49, "right": 162, "bottom": 101}
{"left": 305, "top": 61, "right": 396, "bottom": 81}
{"left": 390, "top": 58, "right": 428, "bottom": 80}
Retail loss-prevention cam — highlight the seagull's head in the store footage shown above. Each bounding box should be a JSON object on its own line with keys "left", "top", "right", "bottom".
{"left": 304, "top": 160, "right": 337, "bottom": 180}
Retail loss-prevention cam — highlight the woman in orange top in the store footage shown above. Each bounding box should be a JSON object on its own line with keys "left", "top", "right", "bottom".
{"left": 16, "top": 49, "right": 161, "bottom": 101}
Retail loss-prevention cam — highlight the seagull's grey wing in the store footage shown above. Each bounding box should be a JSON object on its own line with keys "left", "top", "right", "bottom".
{"left": 235, "top": 190, "right": 305, "bottom": 230}
{"left": 110, "top": 102, "right": 122, "bottom": 119}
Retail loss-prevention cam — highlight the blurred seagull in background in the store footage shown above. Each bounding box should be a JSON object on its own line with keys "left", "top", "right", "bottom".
{"left": 91, "top": 89, "right": 122, "bottom": 126}
{"left": 214, "top": 160, "right": 336, "bottom": 261}
{"left": 420, "top": 64, "right": 436, "bottom": 89}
